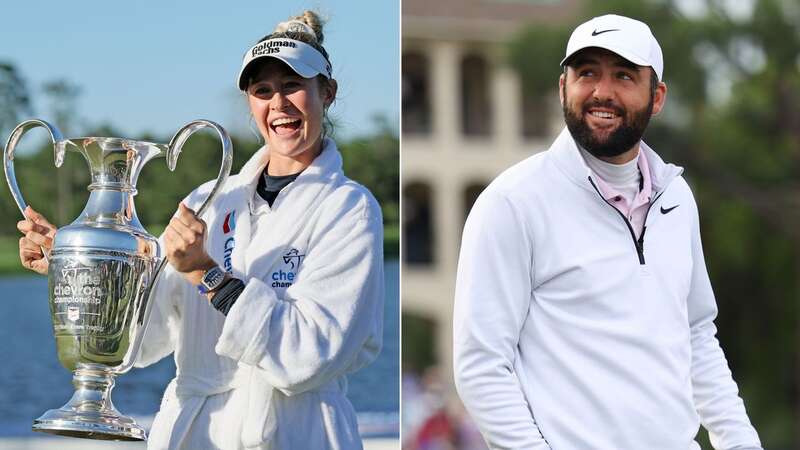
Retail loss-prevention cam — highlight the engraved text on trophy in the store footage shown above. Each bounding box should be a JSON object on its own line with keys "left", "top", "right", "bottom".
{"left": 53, "top": 263, "right": 104, "bottom": 334}
{"left": 49, "top": 255, "right": 151, "bottom": 371}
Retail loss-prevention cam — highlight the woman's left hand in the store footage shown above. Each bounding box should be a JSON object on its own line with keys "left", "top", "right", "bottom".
{"left": 165, "top": 203, "right": 216, "bottom": 284}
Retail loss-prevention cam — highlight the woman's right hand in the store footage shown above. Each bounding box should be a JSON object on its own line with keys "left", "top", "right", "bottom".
{"left": 16, "top": 206, "right": 56, "bottom": 275}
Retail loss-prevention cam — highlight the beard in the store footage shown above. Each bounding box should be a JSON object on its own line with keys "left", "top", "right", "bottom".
{"left": 562, "top": 85, "right": 654, "bottom": 158}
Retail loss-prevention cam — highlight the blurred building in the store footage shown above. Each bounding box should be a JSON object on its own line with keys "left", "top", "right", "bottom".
{"left": 402, "top": 0, "right": 580, "bottom": 381}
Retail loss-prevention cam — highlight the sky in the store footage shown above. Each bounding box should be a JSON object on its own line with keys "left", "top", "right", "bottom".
{"left": 0, "top": 1, "right": 399, "bottom": 141}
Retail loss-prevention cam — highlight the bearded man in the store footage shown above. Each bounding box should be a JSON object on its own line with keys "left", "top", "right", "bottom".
{"left": 453, "top": 14, "right": 763, "bottom": 450}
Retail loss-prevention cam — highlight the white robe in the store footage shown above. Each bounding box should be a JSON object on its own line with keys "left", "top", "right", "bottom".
{"left": 135, "top": 138, "right": 385, "bottom": 450}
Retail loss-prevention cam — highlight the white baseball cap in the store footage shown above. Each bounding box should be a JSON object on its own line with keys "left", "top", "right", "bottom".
{"left": 237, "top": 38, "right": 332, "bottom": 91}
{"left": 560, "top": 14, "right": 663, "bottom": 80}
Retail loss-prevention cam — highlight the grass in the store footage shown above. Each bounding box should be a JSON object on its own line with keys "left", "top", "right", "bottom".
{"left": 0, "top": 235, "right": 27, "bottom": 275}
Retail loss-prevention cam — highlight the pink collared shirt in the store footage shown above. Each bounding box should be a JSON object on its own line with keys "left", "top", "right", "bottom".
{"left": 591, "top": 149, "right": 653, "bottom": 239}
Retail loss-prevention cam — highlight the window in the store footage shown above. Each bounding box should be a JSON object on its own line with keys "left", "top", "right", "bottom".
{"left": 461, "top": 54, "right": 492, "bottom": 137}
{"left": 402, "top": 52, "right": 431, "bottom": 135}
{"left": 403, "top": 182, "right": 434, "bottom": 264}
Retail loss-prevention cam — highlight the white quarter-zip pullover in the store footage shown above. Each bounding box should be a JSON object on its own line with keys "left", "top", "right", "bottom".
{"left": 453, "top": 127, "right": 762, "bottom": 450}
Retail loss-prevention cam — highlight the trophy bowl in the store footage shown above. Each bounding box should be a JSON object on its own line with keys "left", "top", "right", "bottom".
{"left": 3, "top": 120, "right": 232, "bottom": 440}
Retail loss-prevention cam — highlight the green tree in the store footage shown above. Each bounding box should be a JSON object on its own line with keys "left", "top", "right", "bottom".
{"left": 338, "top": 115, "right": 400, "bottom": 256}
{"left": 42, "top": 79, "right": 82, "bottom": 224}
{"left": 0, "top": 62, "right": 34, "bottom": 242}
{"left": 0, "top": 62, "right": 32, "bottom": 140}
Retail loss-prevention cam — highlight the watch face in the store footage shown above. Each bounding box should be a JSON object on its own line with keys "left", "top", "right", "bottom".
{"left": 202, "top": 266, "right": 225, "bottom": 291}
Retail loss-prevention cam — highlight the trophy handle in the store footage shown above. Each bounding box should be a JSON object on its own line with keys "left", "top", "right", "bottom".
{"left": 124, "top": 120, "right": 233, "bottom": 373}
{"left": 155, "top": 119, "right": 233, "bottom": 277}
{"left": 3, "top": 119, "right": 67, "bottom": 262}
{"left": 4, "top": 119, "right": 67, "bottom": 216}
{"left": 150, "top": 118, "right": 233, "bottom": 285}
{"left": 166, "top": 119, "right": 233, "bottom": 218}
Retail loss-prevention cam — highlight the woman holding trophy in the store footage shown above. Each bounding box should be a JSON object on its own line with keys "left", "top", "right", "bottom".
{"left": 17, "top": 10, "right": 384, "bottom": 450}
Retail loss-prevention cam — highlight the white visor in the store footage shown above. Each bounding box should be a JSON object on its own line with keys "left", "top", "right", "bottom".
{"left": 237, "top": 38, "right": 332, "bottom": 91}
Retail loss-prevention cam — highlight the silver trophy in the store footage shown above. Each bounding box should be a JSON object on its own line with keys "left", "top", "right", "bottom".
{"left": 3, "top": 119, "right": 232, "bottom": 440}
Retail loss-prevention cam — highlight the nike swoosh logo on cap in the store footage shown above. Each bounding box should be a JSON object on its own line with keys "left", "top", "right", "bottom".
{"left": 592, "top": 29, "right": 620, "bottom": 36}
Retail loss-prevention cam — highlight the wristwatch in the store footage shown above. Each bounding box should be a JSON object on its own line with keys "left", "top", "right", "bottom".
{"left": 197, "top": 265, "right": 226, "bottom": 294}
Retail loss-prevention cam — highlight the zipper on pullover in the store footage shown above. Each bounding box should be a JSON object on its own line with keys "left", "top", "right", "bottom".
{"left": 588, "top": 176, "right": 668, "bottom": 265}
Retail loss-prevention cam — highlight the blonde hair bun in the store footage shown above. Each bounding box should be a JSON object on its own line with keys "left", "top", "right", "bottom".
{"left": 274, "top": 20, "right": 316, "bottom": 39}
{"left": 273, "top": 10, "right": 326, "bottom": 44}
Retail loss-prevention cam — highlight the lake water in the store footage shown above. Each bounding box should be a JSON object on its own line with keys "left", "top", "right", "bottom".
{"left": 0, "top": 260, "right": 399, "bottom": 438}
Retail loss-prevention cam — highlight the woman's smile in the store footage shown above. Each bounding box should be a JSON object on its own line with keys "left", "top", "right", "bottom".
{"left": 270, "top": 116, "right": 303, "bottom": 136}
